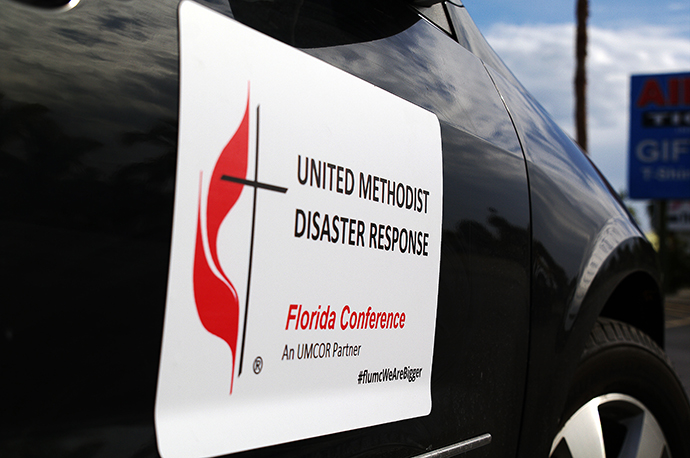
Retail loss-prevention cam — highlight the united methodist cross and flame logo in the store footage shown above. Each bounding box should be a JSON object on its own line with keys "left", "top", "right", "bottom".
{"left": 192, "top": 88, "right": 287, "bottom": 394}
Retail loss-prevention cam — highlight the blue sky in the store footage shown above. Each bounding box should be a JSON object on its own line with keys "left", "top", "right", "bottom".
{"left": 464, "top": 0, "right": 690, "bottom": 36}
{"left": 461, "top": 0, "right": 690, "bottom": 231}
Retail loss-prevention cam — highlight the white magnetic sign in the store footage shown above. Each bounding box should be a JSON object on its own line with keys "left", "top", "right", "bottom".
{"left": 155, "top": 2, "right": 443, "bottom": 457}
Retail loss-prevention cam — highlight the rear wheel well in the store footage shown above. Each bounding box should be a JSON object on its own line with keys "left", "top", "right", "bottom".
{"left": 599, "top": 272, "right": 664, "bottom": 348}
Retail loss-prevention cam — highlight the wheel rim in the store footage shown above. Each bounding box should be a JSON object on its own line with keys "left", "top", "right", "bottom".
{"left": 551, "top": 393, "right": 670, "bottom": 458}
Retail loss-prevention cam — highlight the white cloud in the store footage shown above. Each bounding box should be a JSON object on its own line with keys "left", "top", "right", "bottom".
{"left": 484, "top": 23, "right": 690, "bottom": 230}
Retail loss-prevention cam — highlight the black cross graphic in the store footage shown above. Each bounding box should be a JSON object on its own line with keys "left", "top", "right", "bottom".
{"left": 221, "top": 105, "right": 287, "bottom": 376}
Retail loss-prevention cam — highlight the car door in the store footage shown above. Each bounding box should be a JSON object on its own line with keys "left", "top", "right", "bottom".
{"left": 228, "top": 1, "right": 532, "bottom": 455}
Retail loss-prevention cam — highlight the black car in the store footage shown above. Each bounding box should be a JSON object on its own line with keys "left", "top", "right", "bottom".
{"left": 2, "top": 0, "right": 689, "bottom": 457}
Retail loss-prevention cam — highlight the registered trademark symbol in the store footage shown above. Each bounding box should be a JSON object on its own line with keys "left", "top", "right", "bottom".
{"left": 253, "top": 356, "right": 263, "bottom": 374}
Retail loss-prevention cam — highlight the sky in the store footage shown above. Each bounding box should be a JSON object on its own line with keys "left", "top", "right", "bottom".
{"left": 461, "top": 0, "right": 690, "bottom": 231}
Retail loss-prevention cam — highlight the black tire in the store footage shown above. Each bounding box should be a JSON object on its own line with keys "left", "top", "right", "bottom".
{"left": 551, "top": 318, "right": 690, "bottom": 458}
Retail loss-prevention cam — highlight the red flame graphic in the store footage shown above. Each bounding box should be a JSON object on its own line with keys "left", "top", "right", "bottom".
{"left": 193, "top": 91, "right": 250, "bottom": 394}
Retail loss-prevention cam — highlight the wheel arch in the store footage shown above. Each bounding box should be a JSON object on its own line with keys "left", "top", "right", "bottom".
{"left": 563, "top": 223, "right": 663, "bottom": 356}
{"left": 575, "top": 231, "right": 663, "bottom": 353}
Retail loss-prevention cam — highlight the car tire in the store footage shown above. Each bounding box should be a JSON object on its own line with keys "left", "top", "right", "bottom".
{"left": 550, "top": 317, "right": 690, "bottom": 458}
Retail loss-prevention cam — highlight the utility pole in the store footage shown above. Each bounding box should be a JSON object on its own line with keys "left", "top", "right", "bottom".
{"left": 575, "top": 0, "right": 588, "bottom": 153}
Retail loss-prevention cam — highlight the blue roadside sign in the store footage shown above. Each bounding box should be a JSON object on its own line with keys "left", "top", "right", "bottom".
{"left": 628, "top": 72, "right": 690, "bottom": 199}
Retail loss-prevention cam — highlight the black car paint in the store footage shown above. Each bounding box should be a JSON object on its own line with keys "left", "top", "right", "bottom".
{"left": 0, "top": 1, "right": 660, "bottom": 458}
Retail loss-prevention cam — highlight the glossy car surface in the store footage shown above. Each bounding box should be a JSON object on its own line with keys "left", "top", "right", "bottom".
{"left": 1, "top": 0, "right": 687, "bottom": 457}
